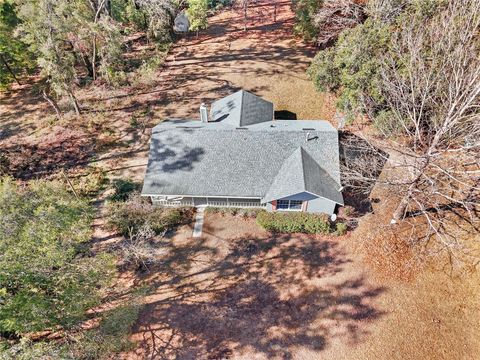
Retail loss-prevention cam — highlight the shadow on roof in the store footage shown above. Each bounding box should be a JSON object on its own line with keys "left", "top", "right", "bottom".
{"left": 274, "top": 110, "right": 297, "bottom": 120}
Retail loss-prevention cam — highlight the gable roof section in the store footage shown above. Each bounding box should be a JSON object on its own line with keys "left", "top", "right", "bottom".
{"left": 263, "top": 147, "right": 344, "bottom": 205}
{"left": 210, "top": 90, "right": 274, "bottom": 127}
{"left": 141, "top": 120, "right": 343, "bottom": 203}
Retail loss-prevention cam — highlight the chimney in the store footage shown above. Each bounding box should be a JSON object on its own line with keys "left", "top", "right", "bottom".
{"left": 200, "top": 103, "right": 208, "bottom": 123}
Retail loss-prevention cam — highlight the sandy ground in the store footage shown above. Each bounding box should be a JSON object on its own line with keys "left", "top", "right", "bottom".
{"left": 120, "top": 213, "right": 480, "bottom": 360}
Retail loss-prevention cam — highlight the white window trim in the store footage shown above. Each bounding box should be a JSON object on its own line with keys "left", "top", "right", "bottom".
{"left": 276, "top": 200, "right": 303, "bottom": 211}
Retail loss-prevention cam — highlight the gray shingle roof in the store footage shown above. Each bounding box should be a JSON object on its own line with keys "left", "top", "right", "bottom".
{"left": 142, "top": 119, "right": 343, "bottom": 205}
{"left": 263, "top": 147, "right": 343, "bottom": 204}
{"left": 210, "top": 90, "right": 274, "bottom": 126}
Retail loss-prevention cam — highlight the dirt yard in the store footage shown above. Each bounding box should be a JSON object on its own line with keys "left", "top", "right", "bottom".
{"left": 0, "top": 0, "right": 335, "bottom": 182}
{"left": 1, "top": 1, "right": 479, "bottom": 359}
{"left": 121, "top": 213, "right": 480, "bottom": 360}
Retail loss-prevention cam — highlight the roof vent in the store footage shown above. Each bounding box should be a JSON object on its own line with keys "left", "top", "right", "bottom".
{"left": 236, "top": 127, "right": 248, "bottom": 130}
{"left": 302, "top": 128, "right": 315, "bottom": 130}
{"left": 306, "top": 132, "right": 318, "bottom": 142}
{"left": 200, "top": 103, "right": 208, "bottom": 123}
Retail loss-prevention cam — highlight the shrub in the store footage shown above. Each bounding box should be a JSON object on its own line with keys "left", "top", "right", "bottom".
{"left": 205, "top": 206, "right": 221, "bottom": 214}
{"left": 119, "top": 224, "right": 160, "bottom": 271}
{"left": 1, "top": 295, "right": 144, "bottom": 359}
{"left": 107, "top": 193, "right": 193, "bottom": 236}
{"left": 109, "top": 179, "right": 140, "bottom": 202}
{"left": 205, "top": 207, "right": 266, "bottom": 218}
{"left": 0, "top": 153, "right": 10, "bottom": 175}
{"left": 335, "top": 222, "right": 348, "bottom": 236}
{"left": 69, "top": 167, "right": 108, "bottom": 197}
{"left": 256, "top": 212, "right": 331, "bottom": 234}
{"left": 342, "top": 205, "right": 354, "bottom": 217}
{"left": 292, "top": 0, "right": 321, "bottom": 41}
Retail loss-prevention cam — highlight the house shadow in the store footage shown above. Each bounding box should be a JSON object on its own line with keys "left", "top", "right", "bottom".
{"left": 339, "top": 131, "right": 389, "bottom": 216}
{"left": 274, "top": 110, "right": 297, "bottom": 120}
{"left": 131, "top": 234, "right": 386, "bottom": 359}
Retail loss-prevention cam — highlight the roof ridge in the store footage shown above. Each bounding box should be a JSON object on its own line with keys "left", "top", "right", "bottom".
{"left": 239, "top": 90, "right": 245, "bottom": 126}
{"left": 298, "top": 146, "right": 308, "bottom": 191}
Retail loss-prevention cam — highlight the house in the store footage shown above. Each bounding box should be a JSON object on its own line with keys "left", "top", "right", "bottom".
{"left": 141, "top": 90, "right": 344, "bottom": 214}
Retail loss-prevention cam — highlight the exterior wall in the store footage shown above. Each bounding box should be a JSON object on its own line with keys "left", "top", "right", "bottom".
{"left": 271, "top": 192, "right": 337, "bottom": 215}
{"left": 150, "top": 194, "right": 337, "bottom": 215}
{"left": 305, "top": 197, "right": 336, "bottom": 215}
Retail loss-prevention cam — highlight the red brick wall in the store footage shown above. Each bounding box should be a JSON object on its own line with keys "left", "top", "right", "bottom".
{"left": 271, "top": 200, "right": 277, "bottom": 211}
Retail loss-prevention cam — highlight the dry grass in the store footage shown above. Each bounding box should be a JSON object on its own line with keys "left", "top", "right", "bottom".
{"left": 99, "top": 212, "right": 480, "bottom": 360}
{"left": 1, "top": 1, "right": 479, "bottom": 359}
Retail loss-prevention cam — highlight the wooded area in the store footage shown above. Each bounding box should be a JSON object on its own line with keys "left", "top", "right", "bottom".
{"left": 0, "top": 0, "right": 479, "bottom": 358}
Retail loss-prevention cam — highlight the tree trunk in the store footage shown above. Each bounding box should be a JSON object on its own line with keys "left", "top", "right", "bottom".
{"left": 42, "top": 89, "right": 61, "bottom": 118}
{"left": 0, "top": 53, "right": 21, "bottom": 85}
{"left": 243, "top": 1, "right": 248, "bottom": 31}
{"left": 391, "top": 195, "right": 410, "bottom": 223}
{"left": 92, "top": 35, "right": 97, "bottom": 81}
{"left": 390, "top": 157, "right": 428, "bottom": 223}
{"left": 83, "top": 54, "right": 94, "bottom": 78}
{"left": 105, "top": 0, "right": 112, "bottom": 17}
{"left": 68, "top": 91, "right": 81, "bottom": 115}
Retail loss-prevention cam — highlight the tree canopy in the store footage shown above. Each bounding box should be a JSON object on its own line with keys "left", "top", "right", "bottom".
{"left": 0, "top": 177, "right": 115, "bottom": 335}
{"left": 309, "top": 0, "right": 480, "bottom": 263}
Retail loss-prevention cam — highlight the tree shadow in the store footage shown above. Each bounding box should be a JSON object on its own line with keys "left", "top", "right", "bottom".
{"left": 339, "top": 131, "right": 389, "bottom": 216}
{"left": 131, "top": 233, "right": 386, "bottom": 359}
{"left": 2, "top": 127, "right": 96, "bottom": 179}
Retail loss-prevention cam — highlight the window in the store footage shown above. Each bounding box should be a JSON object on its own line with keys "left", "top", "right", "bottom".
{"left": 276, "top": 199, "right": 303, "bottom": 211}
{"left": 277, "top": 200, "right": 289, "bottom": 209}
{"left": 289, "top": 200, "right": 302, "bottom": 210}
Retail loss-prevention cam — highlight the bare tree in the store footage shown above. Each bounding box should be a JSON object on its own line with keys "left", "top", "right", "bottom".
{"left": 135, "top": 0, "right": 178, "bottom": 40}
{"left": 342, "top": 0, "right": 480, "bottom": 265}
{"left": 119, "top": 224, "right": 164, "bottom": 271}
{"left": 314, "top": 0, "right": 365, "bottom": 48}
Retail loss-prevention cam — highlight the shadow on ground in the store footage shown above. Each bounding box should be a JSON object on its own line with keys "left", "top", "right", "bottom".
{"left": 130, "top": 233, "right": 385, "bottom": 359}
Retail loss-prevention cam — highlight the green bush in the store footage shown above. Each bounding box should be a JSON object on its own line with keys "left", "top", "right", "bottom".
{"left": 292, "top": 0, "right": 321, "bottom": 41}
{"left": 107, "top": 193, "right": 193, "bottom": 236}
{"left": 109, "top": 179, "right": 140, "bottom": 202}
{"left": 308, "top": 19, "right": 391, "bottom": 119}
{"left": 335, "top": 222, "right": 348, "bottom": 236}
{"left": 256, "top": 212, "right": 331, "bottom": 234}
{"left": 1, "top": 288, "right": 146, "bottom": 360}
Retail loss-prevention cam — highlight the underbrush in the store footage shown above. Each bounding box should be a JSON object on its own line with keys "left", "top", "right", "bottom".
{"left": 354, "top": 214, "right": 422, "bottom": 281}
{"left": 107, "top": 191, "right": 193, "bottom": 271}
{"left": 256, "top": 212, "right": 338, "bottom": 234}
{"left": 68, "top": 166, "right": 108, "bottom": 197}
{"left": 107, "top": 193, "right": 194, "bottom": 236}
{"left": 109, "top": 178, "right": 141, "bottom": 202}
{"left": 0, "top": 292, "right": 144, "bottom": 360}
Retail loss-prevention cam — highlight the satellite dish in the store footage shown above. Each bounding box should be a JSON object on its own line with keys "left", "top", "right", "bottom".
{"left": 174, "top": 11, "right": 190, "bottom": 33}
{"left": 330, "top": 213, "right": 337, "bottom": 222}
